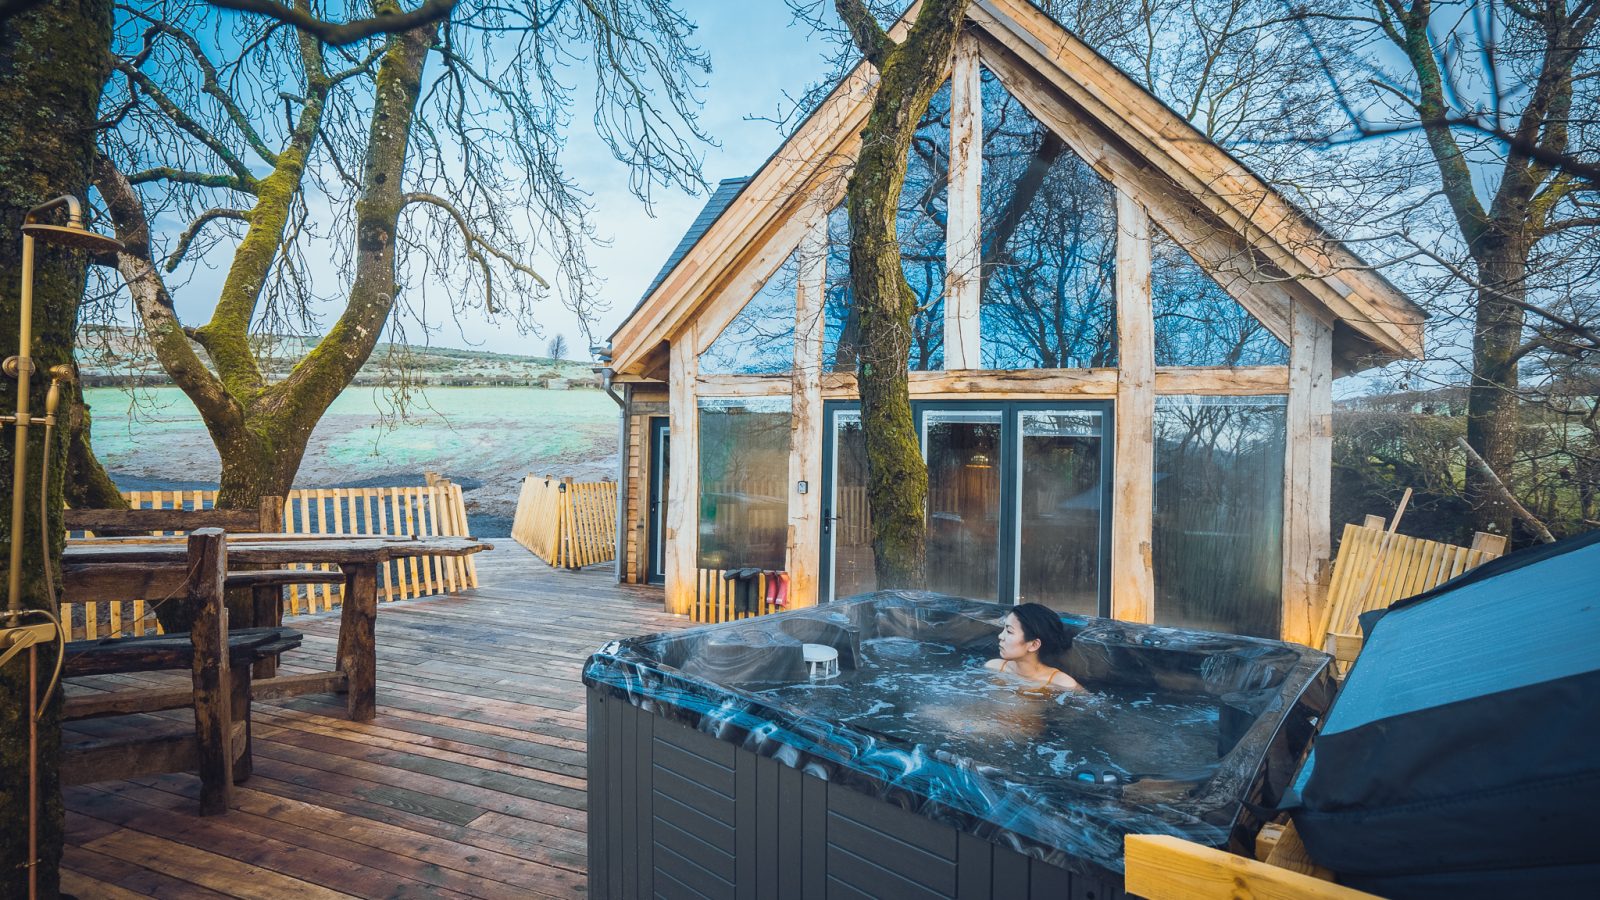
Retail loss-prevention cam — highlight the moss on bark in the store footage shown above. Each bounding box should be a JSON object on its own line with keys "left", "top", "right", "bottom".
{"left": 836, "top": 0, "right": 972, "bottom": 588}
{"left": 0, "top": 1, "right": 113, "bottom": 895}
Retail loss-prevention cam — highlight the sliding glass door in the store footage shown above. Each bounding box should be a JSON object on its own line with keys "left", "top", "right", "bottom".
{"left": 1016, "top": 409, "right": 1105, "bottom": 615}
{"left": 822, "top": 401, "right": 1110, "bottom": 611}
{"left": 923, "top": 409, "right": 1005, "bottom": 602}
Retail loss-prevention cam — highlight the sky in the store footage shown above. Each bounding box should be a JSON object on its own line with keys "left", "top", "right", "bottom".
{"left": 464, "top": 0, "right": 839, "bottom": 358}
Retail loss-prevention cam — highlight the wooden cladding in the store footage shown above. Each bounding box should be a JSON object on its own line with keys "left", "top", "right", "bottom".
{"left": 510, "top": 475, "right": 619, "bottom": 569}
{"left": 60, "top": 483, "right": 477, "bottom": 641}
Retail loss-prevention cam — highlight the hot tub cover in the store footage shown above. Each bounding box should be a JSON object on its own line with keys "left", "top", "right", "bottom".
{"left": 1284, "top": 529, "right": 1600, "bottom": 898}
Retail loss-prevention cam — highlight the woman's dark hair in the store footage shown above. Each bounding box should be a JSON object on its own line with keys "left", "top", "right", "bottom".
{"left": 1009, "top": 602, "right": 1072, "bottom": 667}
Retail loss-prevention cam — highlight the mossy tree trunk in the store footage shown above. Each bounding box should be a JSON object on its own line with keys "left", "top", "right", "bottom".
{"left": 834, "top": 0, "right": 973, "bottom": 588}
{"left": 0, "top": 1, "right": 113, "bottom": 895}
{"left": 94, "top": 12, "right": 438, "bottom": 631}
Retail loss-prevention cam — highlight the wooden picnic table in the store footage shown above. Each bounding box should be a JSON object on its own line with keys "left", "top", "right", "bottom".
{"left": 64, "top": 533, "right": 492, "bottom": 721}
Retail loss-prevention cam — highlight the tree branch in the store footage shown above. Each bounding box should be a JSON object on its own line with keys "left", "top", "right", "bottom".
{"left": 206, "top": 0, "right": 459, "bottom": 46}
{"left": 833, "top": 0, "right": 893, "bottom": 67}
{"left": 166, "top": 207, "right": 251, "bottom": 272}
{"left": 403, "top": 191, "right": 551, "bottom": 296}
{"left": 114, "top": 59, "right": 261, "bottom": 191}
{"left": 126, "top": 167, "right": 252, "bottom": 191}
{"left": 93, "top": 156, "right": 244, "bottom": 434}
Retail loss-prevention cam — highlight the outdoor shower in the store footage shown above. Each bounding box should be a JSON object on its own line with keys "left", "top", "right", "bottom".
{"left": 2, "top": 195, "right": 122, "bottom": 899}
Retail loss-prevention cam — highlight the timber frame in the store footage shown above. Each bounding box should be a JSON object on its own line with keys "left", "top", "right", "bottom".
{"left": 606, "top": 0, "right": 1425, "bottom": 645}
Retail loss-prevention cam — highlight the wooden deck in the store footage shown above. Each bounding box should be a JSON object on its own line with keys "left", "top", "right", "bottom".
{"left": 60, "top": 545, "right": 684, "bottom": 899}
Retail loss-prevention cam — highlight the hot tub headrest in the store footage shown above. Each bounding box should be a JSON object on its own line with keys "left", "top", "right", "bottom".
{"left": 677, "top": 627, "right": 806, "bottom": 685}
{"left": 1067, "top": 624, "right": 1299, "bottom": 695}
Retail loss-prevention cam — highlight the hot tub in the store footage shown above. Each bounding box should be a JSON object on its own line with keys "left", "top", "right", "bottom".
{"left": 583, "top": 592, "right": 1332, "bottom": 899}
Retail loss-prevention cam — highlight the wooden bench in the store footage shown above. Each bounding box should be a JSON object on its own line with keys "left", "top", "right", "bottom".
{"left": 59, "top": 529, "right": 302, "bottom": 815}
{"left": 65, "top": 495, "right": 339, "bottom": 677}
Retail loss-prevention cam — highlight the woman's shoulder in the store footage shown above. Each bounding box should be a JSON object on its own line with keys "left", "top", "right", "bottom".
{"left": 984, "top": 658, "right": 1006, "bottom": 672}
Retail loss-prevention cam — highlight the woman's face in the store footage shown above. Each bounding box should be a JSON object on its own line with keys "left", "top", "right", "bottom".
{"left": 998, "top": 613, "right": 1041, "bottom": 661}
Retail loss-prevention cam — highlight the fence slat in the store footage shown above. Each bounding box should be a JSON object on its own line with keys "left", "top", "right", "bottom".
{"left": 61, "top": 482, "right": 475, "bottom": 633}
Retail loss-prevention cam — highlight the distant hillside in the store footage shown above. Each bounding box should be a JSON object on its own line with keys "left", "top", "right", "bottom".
{"left": 77, "top": 325, "right": 600, "bottom": 388}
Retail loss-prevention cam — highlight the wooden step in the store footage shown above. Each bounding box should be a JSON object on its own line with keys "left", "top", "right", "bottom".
{"left": 62, "top": 719, "right": 246, "bottom": 787}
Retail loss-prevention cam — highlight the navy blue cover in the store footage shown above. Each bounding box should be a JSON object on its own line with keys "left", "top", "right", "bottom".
{"left": 1284, "top": 529, "right": 1600, "bottom": 898}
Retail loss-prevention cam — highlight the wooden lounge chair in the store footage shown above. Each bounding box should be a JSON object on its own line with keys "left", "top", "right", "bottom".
{"left": 59, "top": 529, "right": 302, "bottom": 815}
{"left": 1316, "top": 516, "right": 1505, "bottom": 664}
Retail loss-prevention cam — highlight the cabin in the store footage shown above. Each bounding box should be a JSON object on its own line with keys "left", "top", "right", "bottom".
{"left": 600, "top": 0, "right": 1425, "bottom": 645}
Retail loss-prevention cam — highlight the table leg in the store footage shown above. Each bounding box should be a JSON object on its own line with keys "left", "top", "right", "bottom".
{"left": 337, "top": 562, "right": 379, "bottom": 721}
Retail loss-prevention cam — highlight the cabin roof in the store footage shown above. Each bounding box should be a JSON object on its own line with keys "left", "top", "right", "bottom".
{"left": 635, "top": 177, "right": 752, "bottom": 309}
{"left": 609, "top": 0, "right": 1426, "bottom": 377}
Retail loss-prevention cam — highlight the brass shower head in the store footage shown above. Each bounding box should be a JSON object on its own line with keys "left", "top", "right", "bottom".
{"left": 21, "top": 222, "right": 123, "bottom": 255}
{"left": 20, "top": 195, "right": 123, "bottom": 255}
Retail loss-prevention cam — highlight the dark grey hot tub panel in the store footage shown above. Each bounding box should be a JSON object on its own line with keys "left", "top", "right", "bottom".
{"left": 589, "top": 692, "right": 1122, "bottom": 900}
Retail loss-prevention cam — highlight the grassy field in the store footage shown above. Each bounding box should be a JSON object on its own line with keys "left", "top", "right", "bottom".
{"left": 86, "top": 386, "right": 619, "bottom": 535}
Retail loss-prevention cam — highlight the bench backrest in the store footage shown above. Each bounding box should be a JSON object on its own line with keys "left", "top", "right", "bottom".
{"left": 65, "top": 495, "right": 283, "bottom": 537}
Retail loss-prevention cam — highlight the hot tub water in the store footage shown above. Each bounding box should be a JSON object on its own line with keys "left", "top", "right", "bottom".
{"left": 756, "top": 635, "right": 1224, "bottom": 790}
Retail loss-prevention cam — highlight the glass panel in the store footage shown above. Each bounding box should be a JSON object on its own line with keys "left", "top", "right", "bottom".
{"left": 1016, "top": 410, "right": 1103, "bottom": 615}
{"left": 978, "top": 68, "right": 1117, "bottom": 369}
{"left": 700, "top": 252, "right": 798, "bottom": 374}
{"left": 697, "top": 397, "right": 791, "bottom": 571}
{"left": 652, "top": 426, "right": 669, "bottom": 581}
{"left": 1152, "top": 396, "right": 1286, "bottom": 637}
{"left": 1152, "top": 225, "right": 1287, "bottom": 366}
{"left": 924, "top": 410, "right": 1004, "bottom": 601}
{"left": 828, "top": 409, "right": 877, "bottom": 600}
{"left": 824, "top": 80, "right": 951, "bottom": 373}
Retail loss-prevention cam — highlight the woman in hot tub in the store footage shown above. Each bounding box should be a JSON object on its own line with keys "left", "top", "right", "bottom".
{"left": 986, "top": 603, "right": 1084, "bottom": 693}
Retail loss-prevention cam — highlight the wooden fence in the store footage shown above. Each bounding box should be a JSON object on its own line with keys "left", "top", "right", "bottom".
{"left": 510, "top": 474, "right": 618, "bottom": 568}
{"left": 61, "top": 480, "right": 477, "bottom": 641}
{"left": 691, "top": 568, "right": 785, "bottom": 623}
{"left": 1317, "top": 519, "right": 1506, "bottom": 663}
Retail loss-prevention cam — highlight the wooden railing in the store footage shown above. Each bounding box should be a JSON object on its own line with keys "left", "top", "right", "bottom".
{"left": 692, "top": 568, "right": 785, "bottom": 623}
{"left": 61, "top": 481, "right": 477, "bottom": 641}
{"left": 1317, "top": 519, "right": 1506, "bottom": 663}
{"left": 510, "top": 474, "right": 617, "bottom": 568}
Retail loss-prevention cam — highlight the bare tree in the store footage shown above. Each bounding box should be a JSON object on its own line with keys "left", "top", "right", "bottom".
{"left": 547, "top": 333, "right": 570, "bottom": 361}
{"left": 1284, "top": 0, "right": 1600, "bottom": 536}
{"left": 85, "top": 0, "right": 711, "bottom": 564}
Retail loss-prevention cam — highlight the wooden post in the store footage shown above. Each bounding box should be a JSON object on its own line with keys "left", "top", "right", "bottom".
{"left": 1283, "top": 301, "right": 1334, "bottom": 645}
{"left": 337, "top": 563, "right": 380, "bottom": 721}
{"left": 945, "top": 32, "right": 983, "bottom": 370}
{"left": 1112, "top": 190, "right": 1155, "bottom": 622}
{"left": 187, "top": 527, "right": 233, "bottom": 815}
{"left": 252, "top": 495, "right": 286, "bottom": 678}
{"left": 666, "top": 329, "right": 699, "bottom": 615}
{"left": 788, "top": 217, "right": 828, "bottom": 608}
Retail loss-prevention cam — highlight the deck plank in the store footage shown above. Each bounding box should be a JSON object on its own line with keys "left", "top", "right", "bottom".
{"left": 61, "top": 546, "right": 682, "bottom": 899}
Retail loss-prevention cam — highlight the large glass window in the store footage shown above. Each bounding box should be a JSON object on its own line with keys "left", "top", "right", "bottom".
{"left": 1152, "top": 226, "right": 1287, "bottom": 366}
{"left": 1152, "top": 396, "right": 1286, "bottom": 637}
{"left": 824, "top": 81, "right": 952, "bottom": 373}
{"left": 978, "top": 69, "right": 1117, "bottom": 369}
{"left": 700, "top": 251, "right": 798, "bottom": 375}
{"left": 697, "top": 397, "right": 791, "bottom": 571}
